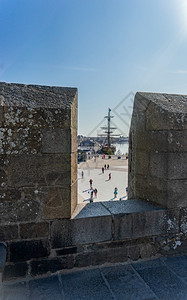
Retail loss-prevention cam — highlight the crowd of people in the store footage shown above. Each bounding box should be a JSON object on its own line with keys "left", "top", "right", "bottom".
{"left": 80, "top": 154, "right": 128, "bottom": 203}
{"left": 81, "top": 164, "right": 127, "bottom": 203}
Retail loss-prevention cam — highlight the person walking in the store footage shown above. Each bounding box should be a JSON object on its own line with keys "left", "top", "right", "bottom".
{"left": 107, "top": 164, "right": 109, "bottom": 170}
{"left": 81, "top": 171, "right": 84, "bottom": 179}
{"left": 104, "top": 164, "right": 106, "bottom": 170}
{"left": 109, "top": 173, "right": 111, "bottom": 180}
{"left": 88, "top": 188, "right": 94, "bottom": 203}
{"left": 114, "top": 187, "right": 118, "bottom": 198}
{"left": 89, "top": 179, "right": 93, "bottom": 188}
{"left": 90, "top": 189, "right": 94, "bottom": 202}
{"left": 102, "top": 167, "right": 104, "bottom": 174}
{"left": 94, "top": 188, "right": 98, "bottom": 198}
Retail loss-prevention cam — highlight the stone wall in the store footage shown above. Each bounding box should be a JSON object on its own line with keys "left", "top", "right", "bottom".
{"left": 1, "top": 86, "right": 186, "bottom": 281}
{"left": 128, "top": 92, "right": 187, "bottom": 208}
{"left": 3, "top": 200, "right": 187, "bottom": 280}
{"left": 0, "top": 82, "right": 77, "bottom": 259}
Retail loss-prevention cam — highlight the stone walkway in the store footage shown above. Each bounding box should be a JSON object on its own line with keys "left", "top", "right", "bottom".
{"left": 1, "top": 255, "right": 187, "bottom": 299}
{"left": 78, "top": 156, "right": 128, "bottom": 203}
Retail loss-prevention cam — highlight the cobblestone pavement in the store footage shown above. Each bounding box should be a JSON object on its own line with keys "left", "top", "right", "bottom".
{"left": 1, "top": 255, "right": 187, "bottom": 299}
{"left": 78, "top": 156, "right": 128, "bottom": 203}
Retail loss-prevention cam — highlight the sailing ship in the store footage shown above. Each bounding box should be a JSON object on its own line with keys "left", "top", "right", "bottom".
{"left": 98, "top": 108, "right": 120, "bottom": 155}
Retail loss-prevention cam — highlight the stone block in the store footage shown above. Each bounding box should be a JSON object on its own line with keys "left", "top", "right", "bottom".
{"left": 7, "top": 154, "right": 71, "bottom": 187}
{"left": 30, "top": 256, "right": 74, "bottom": 276}
{"left": 0, "top": 82, "right": 77, "bottom": 110}
{"left": 113, "top": 214, "right": 133, "bottom": 240}
{"left": 133, "top": 175, "right": 168, "bottom": 207}
{"left": 149, "top": 153, "right": 168, "bottom": 179}
{"left": 168, "top": 153, "right": 187, "bottom": 180}
{"left": 167, "top": 130, "right": 187, "bottom": 152}
{"left": 50, "top": 215, "right": 112, "bottom": 248}
{"left": 144, "top": 93, "right": 187, "bottom": 131}
{"left": 0, "top": 188, "right": 21, "bottom": 202}
{"left": 20, "top": 222, "right": 49, "bottom": 239}
{"left": 134, "top": 130, "right": 187, "bottom": 153}
{"left": 3, "top": 262, "right": 28, "bottom": 281}
{"left": 132, "top": 209, "right": 179, "bottom": 238}
{"left": 0, "top": 225, "right": 18, "bottom": 241}
{"left": 132, "top": 211, "right": 165, "bottom": 238}
{"left": 3, "top": 105, "right": 72, "bottom": 133}
{"left": 102, "top": 199, "right": 161, "bottom": 215}
{"left": 132, "top": 165, "right": 179, "bottom": 208}
{"left": 149, "top": 152, "right": 187, "bottom": 180}
{"left": 133, "top": 92, "right": 151, "bottom": 112}
{"left": 41, "top": 128, "right": 71, "bottom": 154}
{"left": 19, "top": 187, "right": 45, "bottom": 204}
{"left": 72, "top": 215, "right": 112, "bottom": 245}
{"left": 113, "top": 209, "right": 179, "bottom": 242}
{"left": 75, "top": 247, "right": 128, "bottom": 268}
{"left": 0, "top": 199, "right": 39, "bottom": 223}
{"left": 35, "top": 107, "right": 72, "bottom": 129}
{"left": 50, "top": 219, "right": 73, "bottom": 249}
{"left": 43, "top": 187, "right": 71, "bottom": 220}
{"left": 72, "top": 202, "right": 111, "bottom": 219}
{"left": 135, "top": 130, "right": 168, "bottom": 152}
{"left": 0, "top": 127, "right": 42, "bottom": 155}
{"left": 167, "top": 180, "right": 187, "bottom": 208}
{"left": 9, "top": 239, "right": 50, "bottom": 262}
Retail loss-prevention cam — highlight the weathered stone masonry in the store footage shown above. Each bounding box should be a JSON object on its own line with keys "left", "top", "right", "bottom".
{"left": 0, "top": 82, "right": 78, "bottom": 279}
{"left": 128, "top": 92, "right": 187, "bottom": 209}
{"left": 0, "top": 85, "right": 186, "bottom": 281}
{"left": 0, "top": 82, "right": 78, "bottom": 221}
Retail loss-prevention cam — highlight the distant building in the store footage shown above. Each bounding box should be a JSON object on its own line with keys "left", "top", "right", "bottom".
{"left": 79, "top": 139, "right": 95, "bottom": 147}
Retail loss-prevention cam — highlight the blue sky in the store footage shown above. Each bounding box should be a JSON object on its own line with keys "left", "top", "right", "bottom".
{"left": 1, "top": 0, "right": 187, "bottom": 136}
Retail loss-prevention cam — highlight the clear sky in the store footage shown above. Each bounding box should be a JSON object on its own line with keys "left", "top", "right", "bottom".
{"left": 1, "top": 0, "right": 187, "bottom": 136}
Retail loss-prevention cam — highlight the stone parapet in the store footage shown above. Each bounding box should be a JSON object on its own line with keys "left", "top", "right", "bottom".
{"left": 1, "top": 86, "right": 186, "bottom": 282}
{"left": 128, "top": 92, "right": 187, "bottom": 208}
{"left": 2, "top": 200, "right": 187, "bottom": 281}
{"left": 0, "top": 82, "right": 78, "bottom": 221}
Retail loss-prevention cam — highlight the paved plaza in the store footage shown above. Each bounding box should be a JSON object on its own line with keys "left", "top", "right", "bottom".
{"left": 1, "top": 255, "right": 187, "bottom": 299}
{"left": 78, "top": 156, "right": 128, "bottom": 203}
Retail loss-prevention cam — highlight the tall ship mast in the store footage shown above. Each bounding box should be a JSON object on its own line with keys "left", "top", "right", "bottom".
{"left": 98, "top": 108, "right": 120, "bottom": 154}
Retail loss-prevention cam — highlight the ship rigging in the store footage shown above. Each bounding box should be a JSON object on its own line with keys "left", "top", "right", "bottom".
{"left": 98, "top": 108, "right": 120, "bottom": 154}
